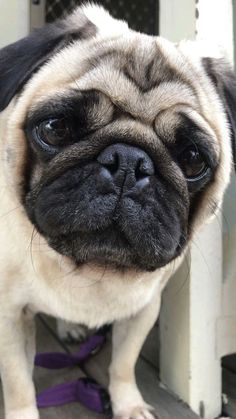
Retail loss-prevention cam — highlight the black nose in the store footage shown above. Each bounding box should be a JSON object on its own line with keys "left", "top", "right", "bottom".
{"left": 97, "top": 143, "right": 155, "bottom": 191}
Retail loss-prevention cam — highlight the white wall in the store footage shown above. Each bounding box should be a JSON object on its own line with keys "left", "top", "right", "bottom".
{"left": 223, "top": 0, "right": 236, "bottom": 286}
{"left": 160, "top": 1, "right": 235, "bottom": 417}
{"left": 0, "top": 0, "right": 30, "bottom": 48}
{"left": 196, "top": 0, "right": 234, "bottom": 63}
{"left": 159, "top": 0, "right": 195, "bottom": 42}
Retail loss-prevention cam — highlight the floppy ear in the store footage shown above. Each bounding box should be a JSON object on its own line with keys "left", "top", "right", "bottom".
{"left": 202, "top": 57, "right": 236, "bottom": 172}
{"left": 0, "top": 10, "right": 96, "bottom": 112}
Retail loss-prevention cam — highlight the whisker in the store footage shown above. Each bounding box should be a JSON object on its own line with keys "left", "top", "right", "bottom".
{"left": 28, "top": 227, "right": 38, "bottom": 275}
{"left": 0, "top": 205, "right": 22, "bottom": 219}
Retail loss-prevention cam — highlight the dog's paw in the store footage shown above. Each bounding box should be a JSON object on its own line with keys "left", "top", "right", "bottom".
{"left": 6, "top": 406, "right": 39, "bottom": 419}
{"left": 56, "top": 319, "right": 91, "bottom": 343}
{"left": 114, "top": 403, "right": 159, "bottom": 419}
{"left": 110, "top": 381, "right": 160, "bottom": 419}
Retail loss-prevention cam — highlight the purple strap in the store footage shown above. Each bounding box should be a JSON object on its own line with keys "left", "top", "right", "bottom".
{"left": 35, "top": 332, "right": 111, "bottom": 414}
{"left": 35, "top": 333, "right": 105, "bottom": 369}
{"left": 37, "top": 378, "right": 109, "bottom": 414}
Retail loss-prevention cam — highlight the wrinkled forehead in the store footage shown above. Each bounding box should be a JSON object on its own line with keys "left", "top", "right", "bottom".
{"left": 74, "top": 36, "right": 200, "bottom": 122}
{"left": 12, "top": 30, "right": 224, "bottom": 145}
{"left": 19, "top": 34, "right": 199, "bottom": 120}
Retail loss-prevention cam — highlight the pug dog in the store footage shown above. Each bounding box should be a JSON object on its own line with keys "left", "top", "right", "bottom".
{"left": 0, "top": 4, "right": 235, "bottom": 419}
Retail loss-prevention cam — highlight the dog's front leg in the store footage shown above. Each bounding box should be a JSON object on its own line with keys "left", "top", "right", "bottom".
{"left": 0, "top": 308, "right": 39, "bottom": 419}
{"left": 109, "top": 289, "right": 161, "bottom": 419}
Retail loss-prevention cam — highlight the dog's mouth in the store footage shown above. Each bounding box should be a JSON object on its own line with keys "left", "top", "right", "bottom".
{"left": 25, "top": 143, "right": 188, "bottom": 272}
{"left": 47, "top": 226, "right": 182, "bottom": 272}
{"left": 33, "top": 198, "right": 186, "bottom": 272}
{"left": 26, "top": 183, "right": 186, "bottom": 272}
{"left": 47, "top": 224, "right": 146, "bottom": 271}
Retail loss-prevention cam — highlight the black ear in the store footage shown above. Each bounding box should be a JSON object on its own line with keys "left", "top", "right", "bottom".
{"left": 202, "top": 57, "right": 236, "bottom": 172}
{"left": 0, "top": 10, "right": 96, "bottom": 112}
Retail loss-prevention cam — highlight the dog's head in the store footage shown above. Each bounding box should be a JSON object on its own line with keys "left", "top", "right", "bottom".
{"left": 0, "top": 5, "right": 235, "bottom": 273}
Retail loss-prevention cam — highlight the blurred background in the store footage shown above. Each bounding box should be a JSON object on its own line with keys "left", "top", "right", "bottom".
{"left": 0, "top": 0, "right": 195, "bottom": 47}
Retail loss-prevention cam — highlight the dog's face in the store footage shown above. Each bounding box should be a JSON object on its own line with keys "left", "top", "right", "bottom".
{"left": 0, "top": 5, "right": 235, "bottom": 273}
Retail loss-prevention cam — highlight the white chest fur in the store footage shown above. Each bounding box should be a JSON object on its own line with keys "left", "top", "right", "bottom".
{"left": 27, "top": 261, "right": 169, "bottom": 328}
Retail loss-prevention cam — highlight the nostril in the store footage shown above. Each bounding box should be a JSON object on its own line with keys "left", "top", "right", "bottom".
{"left": 105, "top": 152, "right": 119, "bottom": 175}
{"left": 135, "top": 164, "right": 146, "bottom": 181}
{"left": 135, "top": 158, "right": 155, "bottom": 180}
{"left": 98, "top": 151, "right": 119, "bottom": 175}
{"left": 97, "top": 144, "right": 155, "bottom": 185}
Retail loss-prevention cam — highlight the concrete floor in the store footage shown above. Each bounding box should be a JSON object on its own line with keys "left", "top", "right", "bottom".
{"left": 222, "top": 355, "right": 236, "bottom": 418}
{"left": 0, "top": 316, "right": 200, "bottom": 419}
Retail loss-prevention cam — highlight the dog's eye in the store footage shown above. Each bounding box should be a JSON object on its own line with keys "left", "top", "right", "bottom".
{"left": 36, "top": 118, "right": 71, "bottom": 146}
{"left": 179, "top": 147, "right": 207, "bottom": 180}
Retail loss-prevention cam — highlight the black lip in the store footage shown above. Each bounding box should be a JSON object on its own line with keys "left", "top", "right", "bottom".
{"left": 45, "top": 223, "right": 186, "bottom": 273}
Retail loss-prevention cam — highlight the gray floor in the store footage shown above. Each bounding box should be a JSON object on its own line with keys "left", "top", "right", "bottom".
{"left": 0, "top": 316, "right": 200, "bottom": 418}
{"left": 222, "top": 355, "right": 236, "bottom": 418}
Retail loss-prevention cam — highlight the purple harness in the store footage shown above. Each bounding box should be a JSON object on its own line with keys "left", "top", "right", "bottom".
{"left": 35, "top": 331, "right": 111, "bottom": 415}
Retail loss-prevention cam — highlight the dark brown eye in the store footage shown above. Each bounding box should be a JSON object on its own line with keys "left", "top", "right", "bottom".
{"left": 36, "top": 118, "right": 71, "bottom": 146}
{"left": 179, "top": 147, "right": 207, "bottom": 180}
